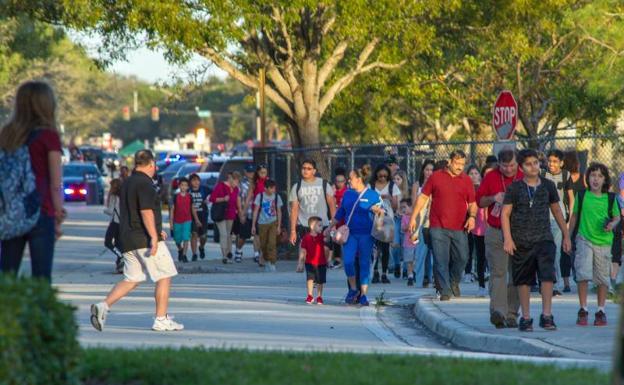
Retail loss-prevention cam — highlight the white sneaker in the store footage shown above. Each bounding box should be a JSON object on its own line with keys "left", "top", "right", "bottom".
{"left": 270, "top": 263, "right": 277, "bottom": 272}
{"left": 477, "top": 287, "right": 488, "bottom": 298}
{"left": 152, "top": 315, "right": 184, "bottom": 331}
{"left": 90, "top": 302, "right": 109, "bottom": 332}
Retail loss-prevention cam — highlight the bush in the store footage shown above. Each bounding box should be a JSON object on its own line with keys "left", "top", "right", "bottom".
{"left": 0, "top": 275, "right": 80, "bottom": 385}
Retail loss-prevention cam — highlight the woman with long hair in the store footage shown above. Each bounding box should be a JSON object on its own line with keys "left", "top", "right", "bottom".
{"left": 329, "top": 165, "right": 383, "bottom": 306}
{"left": 0, "top": 81, "right": 65, "bottom": 281}
{"left": 413, "top": 159, "right": 435, "bottom": 287}
{"left": 370, "top": 164, "right": 401, "bottom": 283}
{"left": 104, "top": 178, "right": 123, "bottom": 273}
{"left": 465, "top": 165, "right": 488, "bottom": 297}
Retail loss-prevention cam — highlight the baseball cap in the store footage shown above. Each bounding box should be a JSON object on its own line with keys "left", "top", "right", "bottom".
{"left": 385, "top": 155, "right": 398, "bottom": 165}
{"left": 244, "top": 163, "right": 255, "bottom": 172}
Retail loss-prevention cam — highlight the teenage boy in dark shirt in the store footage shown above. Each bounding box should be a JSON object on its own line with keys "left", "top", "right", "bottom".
{"left": 501, "top": 149, "right": 571, "bottom": 332}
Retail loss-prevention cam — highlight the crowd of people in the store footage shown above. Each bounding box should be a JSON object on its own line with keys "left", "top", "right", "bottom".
{"left": 0, "top": 81, "right": 621, "bottom": 334}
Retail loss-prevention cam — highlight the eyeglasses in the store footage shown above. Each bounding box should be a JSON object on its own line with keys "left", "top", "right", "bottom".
{"left": 335, "top": 178, "right": 346, "bottom": 183}
{"left": 301, "top": 167, "right": 314, "bottom": 171}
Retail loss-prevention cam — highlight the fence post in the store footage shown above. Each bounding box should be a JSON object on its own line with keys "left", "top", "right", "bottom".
{"left": 406, "top": 145, "right": 412, "bottom": 182}
{"left": 470, "top": 141, "right": 476, "bottom": 165}
{"left": 350, "top": 148, "right": 355, "bottom": 171}
{"left": 286, "top": 153, "right": 292, "bottom": 192}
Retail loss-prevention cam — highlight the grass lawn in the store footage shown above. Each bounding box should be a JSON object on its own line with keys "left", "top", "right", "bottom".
{"left": 80, "top": 348, "right": 609, "bottom": 385}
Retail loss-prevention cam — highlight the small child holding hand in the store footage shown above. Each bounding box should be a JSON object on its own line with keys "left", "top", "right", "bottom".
{"left": 297, "top": 216, "right": 330, "bottom": 305}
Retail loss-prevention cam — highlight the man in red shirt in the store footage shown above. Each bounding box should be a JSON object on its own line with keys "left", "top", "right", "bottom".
{"left": 476, "top": 149, "right": 522, "bottom": 328}
{"left": 409, "top": 150, "right": 477, "bottom": 301}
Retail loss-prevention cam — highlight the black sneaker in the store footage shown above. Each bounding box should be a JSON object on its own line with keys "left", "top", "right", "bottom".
{"left": 192, "top": 254, "right": 198, "bottom": 262}
{"left": 381, "top": 274, "right": 391, "bottom": 284}
{"left": 402, "top": 270, "right": 408, "bottom": 279}
{"left": 181, "top": 255, "right": 189, "bottom": 263}
{"left": 372, "top": 271, "right": 380, "bottom": 284}
{"left": 553, "top": 290, "right": 562, "bottom": 297}
{"left": 177, "top": 249, "right": 183, "bottom": 262}
{"left": 199, "top": 247, "right": 205, "bottom": 259}
{"left": 539, "top": 314, "right": 557, "bottom": 330}
{"left": 576, "top": 308, "right": 589, "bottom": 326}
{"left": 227, "top": 252, "right": 233, "bottom": 262}
{"left": 394, "top": 266, "right": 401, "bottom": 278}
{"left": 451, "top": 282, "right": 461, "bottom": 297}
{"left": 563, "top": 285, "right": 571, "bottom": 293}
{"left": 490, "top": 311, "right": 506, "bottom": 329}
{"left": 407, "top": 277, "right": 414, "bottom": 286}
{"left": 594, "top": 310, "right": 607, "bottom": 326}
{"left": 440, "top": 295, "right": 451, "bottom": 301}
{"left": 519, "top": 317, "right": 533, "bottom": 332}
{"left": 505, "top": 317, "right": 518, "bottom": 328}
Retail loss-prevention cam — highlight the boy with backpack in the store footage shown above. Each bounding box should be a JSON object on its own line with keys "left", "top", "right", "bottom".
{"left": 542, "top": 149, "right": 575, "bottom": 295}
{"left": 188, "top": 174, "right": 210, "bottom": 261}
{"left": 252, "top": 179, "right": 283, "bottom": 271}
{"left": 296, "top": 216, "right": 330, "bottom": 304}
{"left": 567, "top": 163, "right": 620, "bottom": 326}
{"left": 169, "top": 177, "right": 196, "bottom": 263}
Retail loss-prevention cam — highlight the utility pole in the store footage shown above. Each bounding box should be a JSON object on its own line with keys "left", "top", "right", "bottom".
{"left": 133, "top": 90, "right": 138, "bottom": 113}
{"left": 259, "top": 68, "right": 266, "bottom": 147}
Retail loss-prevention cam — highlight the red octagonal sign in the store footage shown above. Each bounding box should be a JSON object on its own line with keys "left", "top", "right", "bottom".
{"left": 492, "top": 90, "right": 518, "bottom": 140}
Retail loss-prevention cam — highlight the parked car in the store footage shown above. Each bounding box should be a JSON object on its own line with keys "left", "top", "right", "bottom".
{"left": 218, "top": 156, "right": 254, "bottom": 181}
{"left": 169, "top": 162, "right": 203, "bottom": 194}
{"left": 159, "top": 160, "right": 188, "bottom": 203}
{"left": 79, "top": 146, "right": 105, "bottom": 173}
{"left": 62, "top": 162, "right": 105, "bottom": 203}
{"left": 170, "top": 171, "right": 220, "bottom": 229}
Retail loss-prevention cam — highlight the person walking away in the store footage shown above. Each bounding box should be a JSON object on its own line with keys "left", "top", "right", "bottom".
{"left": 169, "top": 177, "right": 195, "bottom": 263}
{"left": 188, "top": 174, "right": 209, "bottom": 261}
{"left": 370, "top": 164, "right": 401, "bottom": 284}
{"left": 393, "top": 170, "right": 410, "bottom": 278}
{"left": 330, "top": 167, "right": 348, "bottom": 269}
{"left": 476, "top": 149, "right": 522, "bottom": 328}
{"left": 0, "top": 81, "right": 66, "bottom": 281}
{"left": 501, "top": 149, "right": 571, "bottom": 332}
{"left": 90, "top": 150, "right": 182, "bottom": 332}
{"left": 466, "top": 165, "right": 487, "bottom": 297}
{"left": 568, "top": 163, "right": 620, "bottom": 326}
{"left": 412, "top": 160, "right": 435, "bottom": 288}
{"left": 210, "top": 172, "right": 243, "bottom": 264}
{"left": 562, "top": 151, "right": 586, "bottom": 292}
{"left": 289, "top": 159, "right": 336, "bottom": 247}
{"left": 409, "top": 151, "right": 477, "bottom": 301}
{"left": 104, "top": 178, "right": 123, "bottom": 273}
{"left": 400, "top": 198, "right": 419, "bottom": 286}
{"left": 328, "top": 166, "right": 383, "bottom": 306}
{"left": 542, "top": 150, "right": 575, "bottom": 296}
{"left": 233, "top": 164, "right": 256, "bottom": 262}
{"left": 296, "top": 216, "right": 330, "bottom": 304}
{"left": 252, "top": 179, "right": 283, "bottom": 271}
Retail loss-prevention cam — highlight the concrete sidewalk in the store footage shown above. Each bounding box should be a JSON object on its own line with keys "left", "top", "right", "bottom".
{"left": 413, "top": 283, "right": 620, "bottom": 361}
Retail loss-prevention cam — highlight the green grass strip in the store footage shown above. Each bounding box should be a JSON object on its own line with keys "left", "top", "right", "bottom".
{"left": 80, "top": 348, "right": 608, "bottom": 385}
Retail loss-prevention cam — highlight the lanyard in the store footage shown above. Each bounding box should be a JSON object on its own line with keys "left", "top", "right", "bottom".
{"left": 525, "top": 179, "right": 541, "bottom": 208}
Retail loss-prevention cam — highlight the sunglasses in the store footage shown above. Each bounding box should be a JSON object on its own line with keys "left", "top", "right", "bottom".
{"left": 301, "top": 166, "right": 314, "bottom": 171}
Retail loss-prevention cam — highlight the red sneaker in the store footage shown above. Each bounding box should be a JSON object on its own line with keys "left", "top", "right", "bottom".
{"left": 594, "top": 310, "right": 607, "bottom": 326}
{"left": 305, "top": 295, "right": 314, "bottom": 304}
{"left": 316, "top": 296, "right": 324, "bottom": 305}
{"left": 576, "top": 308, "right": 588, "bottom": 326}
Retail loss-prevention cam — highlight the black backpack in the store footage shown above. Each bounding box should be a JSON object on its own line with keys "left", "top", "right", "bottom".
{"left": 574, "top": 190, "right": 616, "bottom": 234}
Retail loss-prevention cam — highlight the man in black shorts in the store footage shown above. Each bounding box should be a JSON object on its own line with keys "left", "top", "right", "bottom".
{"left": 501, "top": 149, "right": 571, "bottom": 332}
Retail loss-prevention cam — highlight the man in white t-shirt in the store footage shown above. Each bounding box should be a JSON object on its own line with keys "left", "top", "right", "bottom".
{"left": 289, "top": 159, "right": 336, "bottom": 245}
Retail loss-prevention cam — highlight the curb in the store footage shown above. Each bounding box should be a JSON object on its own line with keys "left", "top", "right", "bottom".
{"left": 413, "top": 296, "right": 580, "bottom": 358}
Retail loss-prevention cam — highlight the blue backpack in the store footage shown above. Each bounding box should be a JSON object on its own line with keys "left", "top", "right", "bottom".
{"left": 0, "top": 131, "right": 41, "bottom": 240}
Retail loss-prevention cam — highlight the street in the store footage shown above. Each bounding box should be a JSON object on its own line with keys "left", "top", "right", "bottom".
{"left": 41, "top": 204, "right": 611, "bottom": 370}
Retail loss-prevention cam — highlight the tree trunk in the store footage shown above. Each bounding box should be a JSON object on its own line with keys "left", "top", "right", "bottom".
{"left": 288, "top": 115, "right": 331, "bottom": 180}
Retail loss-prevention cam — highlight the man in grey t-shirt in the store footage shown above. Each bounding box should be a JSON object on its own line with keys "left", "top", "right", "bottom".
{"left": 289, "top": 159, "right": 336, "bottom": 245}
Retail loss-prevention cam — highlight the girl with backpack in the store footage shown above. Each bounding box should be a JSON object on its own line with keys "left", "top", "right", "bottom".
{"left": 370, "top": 164, "right": 401, "bottom": 284}
{"left": 0, "top": 81, "right": 65, "bottom": 281}
{"left": 104, "top": 178, "right": 123, "bottom": 273}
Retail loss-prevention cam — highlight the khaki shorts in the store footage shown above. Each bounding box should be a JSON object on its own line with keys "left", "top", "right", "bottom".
{"left": 575, "top": 235, "right": 611, "bottom": 286}
{"left": 123, "top": 241, "right": 178, "bottom": 283}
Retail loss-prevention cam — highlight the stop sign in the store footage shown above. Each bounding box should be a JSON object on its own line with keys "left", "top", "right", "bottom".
{"left": 492, "top": 90, "right": 518, "bottom": 140}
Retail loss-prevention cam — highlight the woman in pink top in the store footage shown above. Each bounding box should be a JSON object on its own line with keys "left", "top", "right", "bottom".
{"left": 209, "top": 171, "right": 243, "bottom": 263}
{"left": 466, "top": 165, "right": 488, "bottom": 296}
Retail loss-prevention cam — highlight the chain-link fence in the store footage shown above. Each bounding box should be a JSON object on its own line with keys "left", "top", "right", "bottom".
{"left": 253, "top": 135, "right": 624, "bottom": 192}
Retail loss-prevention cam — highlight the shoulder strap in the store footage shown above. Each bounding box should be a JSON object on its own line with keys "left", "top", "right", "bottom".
{"left": 346, "top": 188, "right": 368, "bottom": 226}
{"left": 575, "top": 190, "right": 586, "bottom": 234}
{"left": 608, "top": 192, "right": 616, "bottom": 219}
{"left": 322, "top": 179, "right": 329, "bottom": 213}
{"left": 296, "top": 180, "right": 302, "bottom": 201}
{"left": 260, "top": 192, "right": 264, "bottom": 204}
{"left": 389, "top": 180, "right": 394, "bottom": 197}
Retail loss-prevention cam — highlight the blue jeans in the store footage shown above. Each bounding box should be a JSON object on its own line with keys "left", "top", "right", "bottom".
{"left": 343, "top": 233, "right": 374, "bottom": 286}
{"left": 1, "top": 214, "right": 56, "bottom": 281}
{"left": 414, "top": 227, "right": 431, "bottom": 285}
{"left": 430, "top": 228, "right": 469, "bottom": 296}
{"left": 391, "top": 217, "right": 403, "bottom": 269}
{"left": 550, "top": 219, "right": 563, "bottom": 289}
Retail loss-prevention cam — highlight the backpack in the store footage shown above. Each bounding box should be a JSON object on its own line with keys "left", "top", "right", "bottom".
{"left": 541, "top": 169, "right": 571, "bottom": 215}
{"left": 574, "top": 190, "right": 616, "bottom": 235}
{"left": 0, "top": 131, "right": 41, "bottom": 240}
{"left": 296, "top": 178, "right": 330, "bottom": 219}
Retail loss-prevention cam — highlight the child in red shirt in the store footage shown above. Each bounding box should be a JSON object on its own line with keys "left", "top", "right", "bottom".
{"left": 169, "top": 178, "right": 196, "bottom": 263}
{"left": 297, "top": 216, "right": 330, "bottom": 304}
